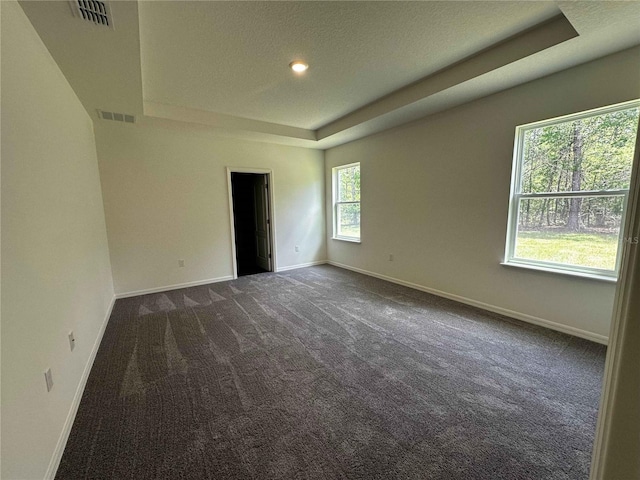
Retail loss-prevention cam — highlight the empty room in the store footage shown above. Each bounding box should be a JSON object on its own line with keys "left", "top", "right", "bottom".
{"left": 3, "top": 1, "right": 640, "bottom": 479}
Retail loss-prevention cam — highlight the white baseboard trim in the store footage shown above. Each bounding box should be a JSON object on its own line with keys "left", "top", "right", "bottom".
{"left": 328, "top": 261, "right": 609, "bottom": 345}
{"left": 276, "top": 260, "right": 328, "bottom": 272}
{"left": 45, "top": 294, "right": 116, "bottom": 479}
{"left": 115, "top": 275, "right": 234, "bottom": 299}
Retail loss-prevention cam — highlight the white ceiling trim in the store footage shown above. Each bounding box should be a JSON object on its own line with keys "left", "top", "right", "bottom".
{"left": 317, "top": 14, "right": 578, "bottom": 141}
{"left": 143, "top": 14, "right": 578, "bottom": 149}
{"left": 144, "top": 101, "right": 317, "bottom": 142}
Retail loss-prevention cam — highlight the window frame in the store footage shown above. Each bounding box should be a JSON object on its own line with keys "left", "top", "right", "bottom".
{"left": 332, "top": 162, "right": 361, "bottom": 243}
{"left": 504, "top": 100, "right": 640, "bottom": 281}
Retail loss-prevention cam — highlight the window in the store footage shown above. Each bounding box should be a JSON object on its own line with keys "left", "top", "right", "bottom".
{"left": 333, "top": 163, "right": 361, "bottom": 242}
{"left": 505, "top": 101, "right": 639, "bottom": 280}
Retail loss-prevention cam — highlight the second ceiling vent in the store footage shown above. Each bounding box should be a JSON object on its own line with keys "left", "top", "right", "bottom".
{"left": 69, "top": 1, "right": 113, "bottom": 29}
{"left": 98, "top": 110, "right": 135, "bottom": 124}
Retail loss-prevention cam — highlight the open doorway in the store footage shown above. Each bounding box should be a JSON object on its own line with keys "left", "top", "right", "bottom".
{"left": 229, "top": 172, "right": 273, "bottom": 277}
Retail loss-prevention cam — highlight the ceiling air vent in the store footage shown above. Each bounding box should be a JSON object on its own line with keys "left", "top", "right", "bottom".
{"left": 97, "top": 110, "right": 135, "bottom": 124}
{"left": 69, "top": 1, "right": 113, "bottom": 29}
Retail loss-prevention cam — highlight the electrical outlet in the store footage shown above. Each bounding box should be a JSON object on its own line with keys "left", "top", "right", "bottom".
{"left": 178, "top": 259, "right": 185, "bottom": 268}
{"left": 295, "top": 245, "right": 300, "bottom": 252}
{"left": 68, "top": 331, "right": 75, "bottom": 352}
{"left": 389, "top": 254, "right": 394, "bottom": 261}
{"left": 44, "top": 368, "right": 54, "bottom": 392}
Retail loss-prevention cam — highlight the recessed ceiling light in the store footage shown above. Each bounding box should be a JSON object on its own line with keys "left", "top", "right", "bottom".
{"left": 289, "top": 61, "right": 308, "bottom": 73}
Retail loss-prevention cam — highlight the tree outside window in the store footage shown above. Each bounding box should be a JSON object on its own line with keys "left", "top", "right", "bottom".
{"left": 333, "top": 163, "right": 361, "bottom": 241}
{"left": 505, "top": 101, "right": 639, "bottom": 278}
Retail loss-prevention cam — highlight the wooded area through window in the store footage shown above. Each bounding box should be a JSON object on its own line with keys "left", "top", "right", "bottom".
{"left": 333, "top": 163, "right": 361, "bottom": 241}
{"left": 505, "top": 101, "right": 639, "bottom": 279}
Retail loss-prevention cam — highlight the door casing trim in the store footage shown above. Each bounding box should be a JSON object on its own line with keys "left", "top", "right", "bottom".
{"left": 226, "top": 167, "right": 278, "bottom": 279}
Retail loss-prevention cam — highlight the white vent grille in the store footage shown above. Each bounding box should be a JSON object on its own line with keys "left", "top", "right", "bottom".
{"left": 97, "top": 110, "right": 135, "bottom": 124}
{"left": 69, "top": 1, "right": 113, "bottom": 28}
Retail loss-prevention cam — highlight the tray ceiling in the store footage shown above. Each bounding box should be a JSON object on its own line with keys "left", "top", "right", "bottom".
{"left": 19, "top": 1, "right": 640, "bottom": 149}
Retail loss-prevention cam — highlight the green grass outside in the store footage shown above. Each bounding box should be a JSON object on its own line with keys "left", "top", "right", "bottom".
{"left": 339, "top": 224, "right": 360, "bottom": 238}
{"left": 515, "top": 230, "right": 619, "bottom": 270}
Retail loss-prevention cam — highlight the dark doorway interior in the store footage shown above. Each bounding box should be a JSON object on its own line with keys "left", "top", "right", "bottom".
{"left": 231, "top": 173, "right": 272, "bottom": 277}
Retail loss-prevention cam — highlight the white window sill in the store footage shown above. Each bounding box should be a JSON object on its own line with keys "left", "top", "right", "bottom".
{"left": 332, "top": 236, "right": 361, "bottom": 244}
{"left": 501, "top": 261, "right": 617, "bottom": 283}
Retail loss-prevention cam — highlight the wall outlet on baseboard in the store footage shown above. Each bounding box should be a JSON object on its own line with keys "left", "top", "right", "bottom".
{"left": 44, "top": 368, "right": 54, "bottom": 392}
{"left": 178, "top": 259, "right": 185, "bottom": 268}
{"left": 295, "top": 245, "right": 300, "bottom": 252}
{"left": 68, "top": 331, "right": 75, "bottom": 352}
{"left": 389, "top": 254, "right": 394, "bottom": 261}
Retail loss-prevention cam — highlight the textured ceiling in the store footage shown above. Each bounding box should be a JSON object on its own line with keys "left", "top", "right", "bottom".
{"left": 18, "top": 1, "right": 640, "bottom": 150}
{"left": 138, "top": 1, "right": 560, "bottom": 130}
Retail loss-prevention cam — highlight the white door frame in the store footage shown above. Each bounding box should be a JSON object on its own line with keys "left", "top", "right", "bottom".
{"left": 226, "top": 167, "right": 277, "bottom": 279}
{"left": 589, "top": 116, "right": 640, "bottom": 479}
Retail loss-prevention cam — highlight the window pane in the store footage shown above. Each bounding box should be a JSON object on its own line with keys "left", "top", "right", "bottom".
{"left": 338, "top": 166, "right": 360, "bottom": 202}
{"left": 514, "top": 196, "right": 623, "bottom": 270}
{"left": 520, "top": 107, "right": 639, "bottom": 194}
{"left": 337, "top": 203, "right": 360, "bottom": 238}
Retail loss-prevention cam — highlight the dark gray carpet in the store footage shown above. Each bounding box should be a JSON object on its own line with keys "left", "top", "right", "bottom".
{"left": 56, "top": 265, "right": 606, "bottom": 480}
